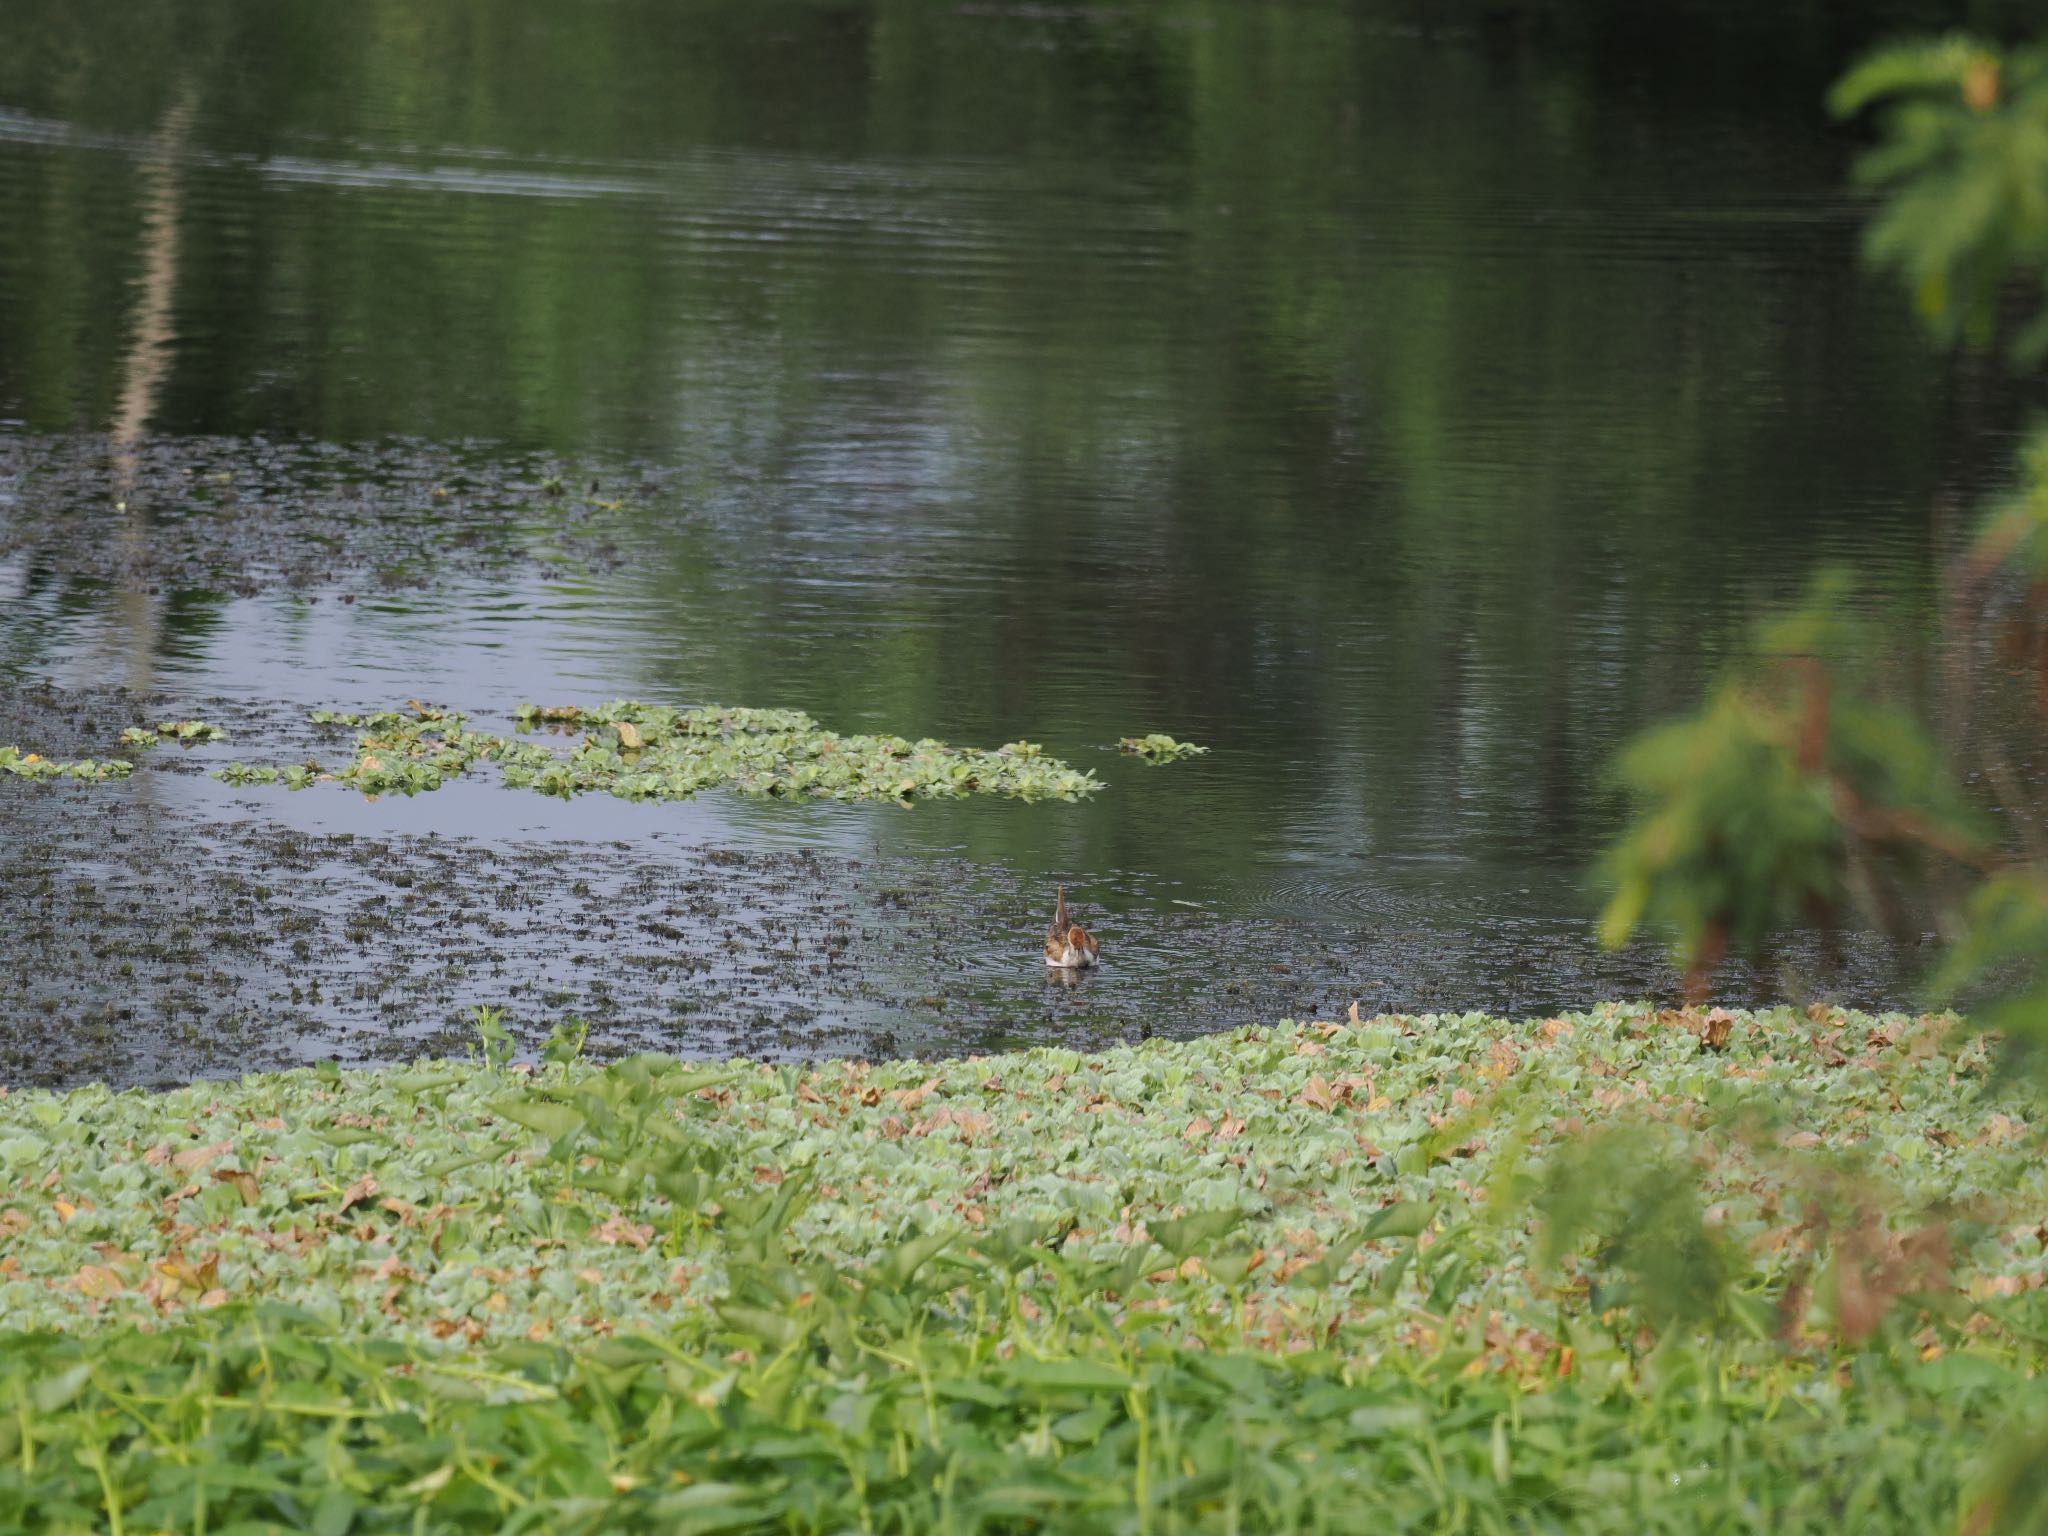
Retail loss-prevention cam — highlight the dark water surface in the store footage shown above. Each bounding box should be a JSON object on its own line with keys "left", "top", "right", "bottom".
{"left": 0, "top": 0, "right": 2031, "bottom": 1085}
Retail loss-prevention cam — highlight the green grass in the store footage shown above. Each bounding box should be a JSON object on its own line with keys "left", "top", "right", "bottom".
{"left": 2, "top": 1005, "right": 2044, "bottom": 1531}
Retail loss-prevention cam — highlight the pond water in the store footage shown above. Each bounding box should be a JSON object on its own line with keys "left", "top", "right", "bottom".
{"left": 0, "top": 0, "right": 2031, "bottom": 1086}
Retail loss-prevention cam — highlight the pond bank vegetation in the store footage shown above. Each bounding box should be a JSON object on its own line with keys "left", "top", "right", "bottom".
{"left": 1, "top": 1004, "right": 2040, "bottom": 1529}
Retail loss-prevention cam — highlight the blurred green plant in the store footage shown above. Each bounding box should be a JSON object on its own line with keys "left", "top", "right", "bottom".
{"left": 1831, "top": 35, "right": 2048, "bottom": 363}
{"left": 468, "top": 1003, "right": 515, "bottom": 1070}
{"left": 1568, "top": 41, "right": 2048, "bottom": 1492}
{"left": 1597, "top": 571, "right": 1988, "bottom": 1001}
{"left": 1599, "top": 33, "right": 2048, "bottom": 1036}
{"left": 1532, "top": 1122, "right": 1758, "bottom": 1334}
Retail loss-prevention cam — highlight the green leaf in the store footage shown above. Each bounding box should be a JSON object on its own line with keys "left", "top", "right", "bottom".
{"left": 491, "top": 1097, "right": 587, "bottom": 1140}
{"left": 874, "top": 1228, "right": 956, "bottom": 1288}
{"left": 1148, "top": 1206, "right": 1245, "bottom": 1258}
{"left": 1363, "top": 1202, "right": 1436, "bottom": 1240}
{"left": 712, "top": 1303, "right": 811, "bottom": 1352}
{"left": 1001, "top": 1357, "right": 1135, "bottom": 1392}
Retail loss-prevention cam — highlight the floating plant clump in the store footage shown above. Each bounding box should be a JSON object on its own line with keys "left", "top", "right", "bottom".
{"left": 1118, "top": 732, "right": 1208, "bottom": 762}
{"left": 499, "top": 700, "right": 1103, "bottom": 804}
{"left": 212, "top": 762, "right": 320, "bottom": 788}
{"left": 0, "top": 1005, "right": 2016, "bottom": 1346}
{"left": 120, "top": 720, "right": 229, "bottom": 749}
{"left": 5, "top": 700, "right": 1110, "bottom": 803}
{"left": 293, "top": 699, "right": 1100, "bottom": 804}
{"left": 0, "top": 1004, "right": 2031, "bottom": 1536}
{"left": 0, "top": 746, "right": 131, "bottom": 781}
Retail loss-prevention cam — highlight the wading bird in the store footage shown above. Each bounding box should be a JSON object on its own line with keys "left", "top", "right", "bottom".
{"left": 1044, "top": 886, "right": 1100, "bottom": 970}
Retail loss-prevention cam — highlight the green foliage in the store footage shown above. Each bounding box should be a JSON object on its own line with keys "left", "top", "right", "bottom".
{"left": 1576, "top": 34, "right": 2048, "bottom": 1497}
{"left": 1532, "top": 1123, "right": 1753, "bottom": 1332}
{"left": 1973, "top": 423, "right": 2048, "bottom": 590}
{"left": 1932, "top": 869, "right": 2048, "bottom": 1086}
{"left": 1832, "top": 36, "right": 2048, "bottom": 361}
{"left": 305, "top": 699, "right": 1104, "bottom": 803}
{"left": 0, "top": 1009, "right": 2039, "bottom": 1530}
{"left": 0, "top": 1007, "right": 2035, "bottom": 1350}
{"left": 9, "top": 719, "right": 223, "bottom": 783}
{"left": 469, "top": 1004, "right": 515, "bottom": 1069}
{"left": 0, "top": 746, "right": 131, "bottom": 782}
{"left": 1117, "top": 733, "right": 1209, "bottom": 763}
{"left": 119, "top": 719, "right": 226, "bottom": 750}
{"left": 0, "top": 1297, "right": 2018, "bottom": 1535}
{"left": 542, "top": 1017, "right": 591, "bottom": 1066}
{"left": 504, "top": 701, "right": 1103, "bottom": 804}
{"left": 159, "top": 718, "right": 225, "bottom": 743}
{"left": 1597, "top": 573, "right": 1983, "bottom": 983}
{"left": 1597, "top": 688, "right": 1841, "bottom": 969}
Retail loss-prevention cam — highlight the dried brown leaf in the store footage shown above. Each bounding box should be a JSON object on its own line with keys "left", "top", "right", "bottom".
{"left": 212, "top": 1168, "right": 260, "bottom": 1206}
{"left": 170, "top": 1141, "right": 234, "bottom": 1171}
{"left": 1296, "top": 1075, "right": 1337, "bottom": 1113}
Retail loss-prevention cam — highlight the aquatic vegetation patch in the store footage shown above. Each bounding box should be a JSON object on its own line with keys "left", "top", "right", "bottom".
{"left": 1118, "top": 732, "right": 1208, "bottom": 762}
{"left": 6, "top": 718, "right": 220, "bottom": 784}
{"left": 331, "top": 708, "right": 509, "bottom": 798}
{"left": 291, "top": 699, "right": 1107, "bottom": 803}
{"left": 2, "top": 1003, "right": 2035, "bottom": 1348}
{"left": 502, "top": 700, "right": 1102, "bottom": 803}
{"left": 0, "top": 746, "right": 131, "bottom": 782}
{"left": 210, "top": 761, "right": 319, "bottom": 789}
{"left": 0, "top": 1005, "right": 2037, "bottom": 1530}
{"left": 119, "top": 719, "right": 227, "bottom": 749}
{"left": 7, "top": 700, "right": 1109, "bottom": 803}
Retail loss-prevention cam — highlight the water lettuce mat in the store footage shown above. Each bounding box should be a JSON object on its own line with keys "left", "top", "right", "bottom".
{"left": 2, "top": 1005, "right": 2044, "bottom": 1531}
{"left": 0, "top": 746, "right": 132, "bottom": 783}
{"left": 0, "top": 719, "right": 240, "bottom": 784}
{"left": 1117, "top": 734, "right": 1208, "bottom": 763}
{"left": 6, "top": 701, "right": 1105, "bottom": 804}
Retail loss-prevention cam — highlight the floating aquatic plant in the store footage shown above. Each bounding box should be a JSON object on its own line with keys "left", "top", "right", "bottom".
{"left": 511, "top": 702, "right": 587, "bottom": 727}
{"left": 306, "top": 698, "right": 1102, "bottom": 804}
{"left": 0, "top": 746, "right": 132, "bottom": 781}
{"left": 119, "top": 719, "right": 228, "bottom": 749}
{"left": 1118, "top": 732, "right": 1208, "bottom": 762}
{"left": 0, "top": 1007, "right": 2035, "bottom": 1532}
{"left": 500, "top": 700, "right": 1102, "bottom": 804}
{"left": 336, "top": 708, "right": 506, "bottom": 798}
{"left": 211, "top": 762, "right": 319, "bottom": 789}
{"left": 17, "top": 701, "right": 1110, "bottom": 804}
{"left": 0, "top": 1003, "right": 2025, "bottom": 1347}
{"left": 161, "top": 719, "right": 225, "bottom": 743}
